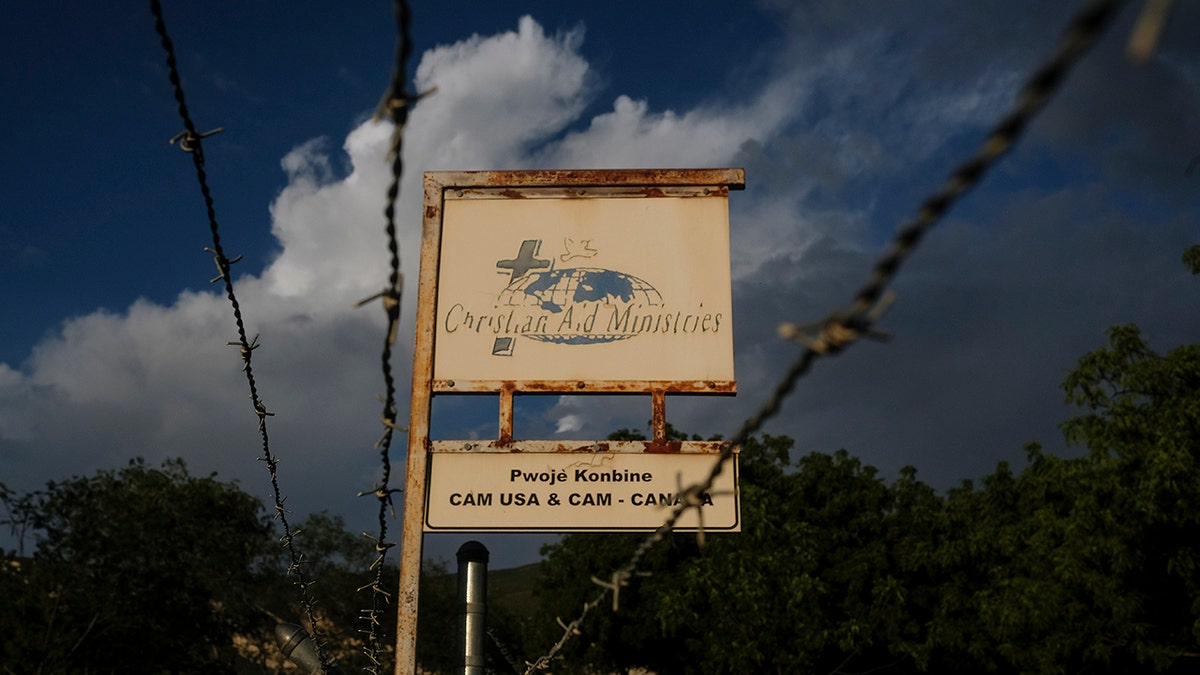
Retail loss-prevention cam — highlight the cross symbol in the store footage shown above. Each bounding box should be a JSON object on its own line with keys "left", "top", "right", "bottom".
{"left": 496, "top": 239, "right": 551, "bottom": 281}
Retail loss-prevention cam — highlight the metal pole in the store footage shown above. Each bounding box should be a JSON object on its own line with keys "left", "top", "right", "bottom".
{"left": 396, "top": 173, "right": 446, "bottom": 674}
{"left": 456, "top": 541, "right": 489, "bottom": 675}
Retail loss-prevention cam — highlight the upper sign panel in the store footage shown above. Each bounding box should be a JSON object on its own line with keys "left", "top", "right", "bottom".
{"left": 431, "top": 181, "right": 735, "bottom": 386}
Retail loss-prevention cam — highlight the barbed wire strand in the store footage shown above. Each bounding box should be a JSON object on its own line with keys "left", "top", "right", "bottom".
{"left": 354, "top": 0, "right": 416, "bottom": 671}
{"left": 520, "top": 0, "right": 1127, "bottom": 670}
{"left": 489, "top": 628, "right": 526, "bottom": 675}
{"left": 147, "top": 0, "right": 334, "bottom": 669}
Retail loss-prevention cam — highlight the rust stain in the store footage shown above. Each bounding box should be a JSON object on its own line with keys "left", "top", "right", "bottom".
{"left": 424, "top": 204, "right": 439, "bottom": 219}
{"left": 498, "top": 382, "right": 515, "bottom": 446}
{"left": 571, "top": 441, "right": 610, "bottom": 453}
{"left": 482, "top": 441, "right": 615, "bottom": 453}
{"left": 498, "top": 188, "right": 526, "bottom": 199}
{"left": 485, "top": 439, "right": 524, "bottom": 452}
{"left": 434, "top": 168, "right": 745, "bottom": 191}
{"left": 432, "top": 379, "right": 734, "bottom": 394}
{"left": 641, "top": 186, "right": 666, "bottom": 198}
{"left": 643, "top": 440, "right": 684, "bottom": 454}
{"left": 651, "top": 390, "right": 666, "bottom": 441}
{"left": 517, "top": 380, "right": 575, "bottom": 392}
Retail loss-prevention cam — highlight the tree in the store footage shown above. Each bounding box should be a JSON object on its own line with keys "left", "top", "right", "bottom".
{"left": 651, "top": 445, "right": 945, "bottom": 674}
{"left": 936, "top": 324, "right": 1200, "bottom": 672}
{"left": 1060, "top": 324, "right": 1200, "bottom": 669}
{"left": 851, "top": 319, "right": 1200, "bottom": 674}
{"left": 1183, "top": 243, "right": 1200, "bottom": 275}
{"left": 0, "top": 458, "right": 275, "bottom": 673}
{"left": 0, "top": 461, "right": 500, "bottom": 674}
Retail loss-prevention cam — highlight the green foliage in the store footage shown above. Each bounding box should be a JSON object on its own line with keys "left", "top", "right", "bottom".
{"left": 1183, "top": 243, "right": 1200, "bottom": 275}
{"left": 920, "top": 324, "right": 1200, "bottom": 672}
{"left": 608, "top": 422, "right": 707, "bottom": 442}
{"left": 0, "top": 458, "right": 274, "bottom": 673}
{"left": 654, "top": 445, "right": 929, "bottom": 674}
{"left": 0, "top": 465, "right": 475, "bottom": 674}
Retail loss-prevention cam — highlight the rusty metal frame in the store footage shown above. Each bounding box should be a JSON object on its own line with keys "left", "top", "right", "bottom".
{"left": 395, "top": 169, "right": 744, "bottom": 675}
{"left": 429, "top": 438, "right": 730, "bottom": 454}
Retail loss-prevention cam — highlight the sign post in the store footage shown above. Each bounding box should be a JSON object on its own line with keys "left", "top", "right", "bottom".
{"left": 395, "top": 169, "right": 744, "bottom": 675}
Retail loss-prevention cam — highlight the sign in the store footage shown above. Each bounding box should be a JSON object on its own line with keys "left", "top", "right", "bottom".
{"left": 395, "top": 170, "right": 745, "bottom": 675}
{"left": 425, "top": 441, "right": 740, "bottom": 532}
{"left": 434, "top": 188, "right": 734, "bottom": 387}
{"left": 407, "top": 169, "right": 744, "bottom": 533}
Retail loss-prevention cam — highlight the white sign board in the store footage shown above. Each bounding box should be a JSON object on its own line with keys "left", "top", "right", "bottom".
{"left": 434, "top": 195, "right": 733, "bottom": 384}
{"left": 425, "top": 442, "right": 740, "bottom": 532}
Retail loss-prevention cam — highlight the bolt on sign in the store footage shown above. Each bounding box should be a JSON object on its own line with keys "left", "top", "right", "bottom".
{"left": 394, "top": 169, "right": 744, "bottom": 673}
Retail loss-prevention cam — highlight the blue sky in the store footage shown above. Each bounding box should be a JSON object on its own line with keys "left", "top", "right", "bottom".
{"left": 3, "top": 1, "right": 1199, "bottom": 568}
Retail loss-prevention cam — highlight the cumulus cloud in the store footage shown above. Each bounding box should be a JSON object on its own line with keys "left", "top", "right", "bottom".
{"left": 409, "top": 16, "right": 592, "bottom": 170}
{"left": 2, "top": 6, "right": 1199, "bottom": 569}
{"left": 554, "top": 413, "right": 584, "bottom": 435}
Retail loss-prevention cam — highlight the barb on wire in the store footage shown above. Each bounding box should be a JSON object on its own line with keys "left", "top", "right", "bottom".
{"left": 169, "top": 126, "right": 225, "bottom": 152}
{"left": 778, "top": 291, "right": 896, "bottom": 354}
{"left": 1127, "top": 0, "right": 1177, "bottom": 62}
{"left": 519, "top": 1, "right": 1128, "bottom": 671}
{"left": 487, "top": 628, "right": 526, "bottom": 675}
{"left": 672, "top": 471, "right": 735, "bottom": 549}
{"left": 523, "top": 602, "right": 598, "bottom": 673}
{"left": 148, "top": 0, "right": 333, "bottom": 669}
{"left": 204, "top": 246, "right": 243, "bottom": 283}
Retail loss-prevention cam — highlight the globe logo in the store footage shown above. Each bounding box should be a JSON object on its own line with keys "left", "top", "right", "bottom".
{"left": 484, "top": 238, "right": 663, "bottom": 354}
{"left": 440, "top": 238, "right": 725, "bottom": 359}
{"left": 498, "top": 267, "right": 664, "bottom": 345}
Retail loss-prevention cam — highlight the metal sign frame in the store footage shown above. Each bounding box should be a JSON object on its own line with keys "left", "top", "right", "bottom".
{"left": 395, "top": 169, "right": 744, "bottom": 674}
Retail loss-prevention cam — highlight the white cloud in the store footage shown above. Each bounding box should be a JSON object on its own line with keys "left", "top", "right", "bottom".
{"left": 265, "top": 123, "right": 393, "bottom": 305}
{"left": 536, "top": 69, "right": 805, "bottom": 169}
{"left": 553, "top": 413, "right": 583, "bottom": 435}
{"left": 409, "top": 15, "right": 591, "bottom": 170}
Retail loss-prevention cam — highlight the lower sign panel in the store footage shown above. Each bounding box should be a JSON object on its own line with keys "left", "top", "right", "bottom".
{"left": 425, "top": 447, "right": 740, "bottom": 532}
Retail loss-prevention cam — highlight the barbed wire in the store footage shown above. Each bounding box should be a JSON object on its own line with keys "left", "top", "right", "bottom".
{"left": 519, "top": 0, "right": 1129, "bottom": 670}
{"left": 352, "top": 0, "right": 417, "bottom": 671}
{"left": 489, "top": 628, "right": 525, "bottom": 675}
{"left": 147, "top": 0, "right": 334, "bottom": 670}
